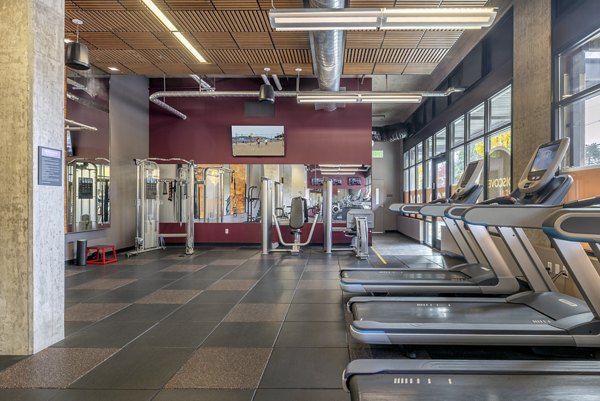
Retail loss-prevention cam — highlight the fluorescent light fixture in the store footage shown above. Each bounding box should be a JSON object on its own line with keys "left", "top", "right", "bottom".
{"left": 296, "top": 92, "right": 422, "bottom": 104}
{"left": 108, "top": 66, "right": 120, "bottom": 72}
{"left": 320, "top": 164, "right": 364, "bottom": 168}
{"left": 270, "top": 7, "right": 497, "bottom": 31}
{"left": 141, "top": 0, "right": 207, "bottom": 63}
{"left": 321, "top": 171, "right": 355, "bottom": 175}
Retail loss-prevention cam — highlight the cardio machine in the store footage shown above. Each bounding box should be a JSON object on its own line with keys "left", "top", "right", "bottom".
{"left": 346, "top": 139, "right": 600, "bottom": 348}
{"left": 343, "top": 197, "right": 600, "bottom": 401}
{"left": 345, "top": 209, "right": 375, "bottom": 260}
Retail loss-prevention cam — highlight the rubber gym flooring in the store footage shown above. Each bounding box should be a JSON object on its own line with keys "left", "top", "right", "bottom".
{"left": 0, "top": 233, "right": 482, "bottom": 401}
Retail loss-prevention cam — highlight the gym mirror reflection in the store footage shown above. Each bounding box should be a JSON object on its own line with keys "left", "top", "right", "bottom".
{"left": 193, "top": 164, "right": 371, "bottom": 223}
{"left": 65, "top": 72, "right": 110, "bottom": 232}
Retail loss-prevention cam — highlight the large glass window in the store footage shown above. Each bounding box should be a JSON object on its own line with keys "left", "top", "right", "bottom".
{"left": 451, "top": 116, "right": 465, "bottom": 147}
{"left": 434, "top": 130, "right": 446, "bottom": 155}
{"left": 489, "top": 86, "right": 512, "bottom": 131}
{"left": 468, "top": 103, "right": 485, "bottom": 139}
{"left": 559, "top": 30, "right": 600, "bottom": 100}
{"left": 403, "top": 85, "right": 512, "bottom": 204}
{"left": 558, "top": 30, "right": 600, "bottom": 168}
{"left": 487, "top": 129, "right": 512, "bottom": 199}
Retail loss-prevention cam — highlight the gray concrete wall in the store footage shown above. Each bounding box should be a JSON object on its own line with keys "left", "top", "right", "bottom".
{"left": 0, "top": 0, "right": 65, "bottom": 354}
{"left": 65, "top": 76, "right": 149, "bottom": 259}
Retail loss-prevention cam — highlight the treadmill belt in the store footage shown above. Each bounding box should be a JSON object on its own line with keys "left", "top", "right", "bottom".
{"left": 349, "top": 374, "right": 600, "bottom": 401}
{"left": 342, "top": 271, "right": 469, "bottom": 281}
{"left": 352, "top": 301, "right": 549, "bottom": 324}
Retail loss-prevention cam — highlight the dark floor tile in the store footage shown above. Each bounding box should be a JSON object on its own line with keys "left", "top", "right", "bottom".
{"left": 164, "top": 303, "right": 234, "bottom": 322}
{"left": 259, "top": 348, "right": 348, "bottom": 389}
{"left": 55, "top": 321, "right": 155, "bottom": 348}
{"left": 163, "top": 279, "right": 217, "bottom": 290}
{"left": 285, "top": 303, "right": 344, "bottom": 322}
{"left": 64, "top": 322, "right": 92, "bottom": 337}
{"left": 0, "top": 356, "right": 26, "bottom": 372}
{"left": 296, "top": 280, "right": 339, "bottom": 290}
{"left": 190, "top": 291, "right": 247, "bottom": 304}
{"left": 222, "top": 270, "right": 267, "bottom": 280}
{"left": 132, "top": 321, "right": 215, "bottom": 348}
{"left": 261, "top": 270, "right": 303, "bottom": 280}
{"left": 300, "top": 271, "right": 340, "bottom": 280}
{"left": 241, "top": 289, "right": 294, "bottom": 304}
{"left": 101, "top": 304, "right": 178, "bottom": 323}
{"left": 117, "top": 279, "right": 174, "bottom": 292}
{"left": 276, "top": 322, "right": 347, "bottom": 347}
{"left": 65, "top": 290, "right": 108, "bottom": 303}
{"left": 139, "top": 272, "right": 192, "bottom": 281}
{"left": 202, "top": 323, "right": 280, "bottom": 347}
{"left": 70, "top": 347, "right": 193, "bottom": 389}
{"left": 224, "top": 304, "right": 289, "bottom": 322}
{"left": 85, "top": 289, "right": 156, "bottom": 303}
{"left": 253, "top": 389, "right": 350, "bottom": 401}
{"left": 292, "top": 290, "right": 343, "bottom": 304}
{"left": 0, "top": 389, "right": 59, "bottom": 401}
{"left": 152, "top": 389, "right": 253, "bottom": 401}
{"left": 48, "top": 389, "right": 157, "bottom": 401}
{"left": 253, "top": 279, "right": 298, "bottom": 290}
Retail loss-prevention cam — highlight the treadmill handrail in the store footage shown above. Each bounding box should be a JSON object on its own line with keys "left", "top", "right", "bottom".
{"left": 461, "top": 204, "right": 563, "bottom": 228}
{"left": 419, "top": 204, "right": 453, "bottom": 217}
{"left": 543, "top": 207, "right": 600, "bottom": 243}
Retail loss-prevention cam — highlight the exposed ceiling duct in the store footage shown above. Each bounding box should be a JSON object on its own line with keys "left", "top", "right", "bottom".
{"left": 372, "top": 123, "right": 412, "bottom": 142}
{"left": 308, "top": 0, "right": 345, "bottom": 112}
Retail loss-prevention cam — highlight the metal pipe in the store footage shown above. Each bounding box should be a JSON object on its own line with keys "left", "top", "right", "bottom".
{"left": 261, "top": 74, "right": 271, "bottom": 86}
{"left": 65, "top": 119, "right": 98, "bottom": 132}
{"left": 323, "top": 178, "right": 333, "bottom": 253}
{"left": 272, "top": 74, "right": 283, "bottom": 91}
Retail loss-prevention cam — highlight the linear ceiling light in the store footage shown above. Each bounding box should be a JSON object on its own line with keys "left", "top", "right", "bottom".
{"left": 141, "top": 0, "right": 207, "bottom": 63}
{"left": 296, "top": 92, "right": 422, "bottom": 104}
{"left": 269, "top": 7, "right": 496, "bottom": 31}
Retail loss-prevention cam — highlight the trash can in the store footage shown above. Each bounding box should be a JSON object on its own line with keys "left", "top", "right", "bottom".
{"left": 76, "top": 239, "right": 87, "bottom": 266}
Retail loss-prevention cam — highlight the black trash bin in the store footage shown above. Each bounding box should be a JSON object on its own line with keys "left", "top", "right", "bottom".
{"left": 76, "top": 239, "right": 87, "bottom": 266}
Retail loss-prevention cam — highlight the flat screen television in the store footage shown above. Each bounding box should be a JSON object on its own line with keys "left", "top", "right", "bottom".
{"left": 348, "top": 177, "right": 362, "bottom": 186}
{"left": 332, "top": 178, "right": 343, "bottom": 185}
{"left": 311, "top": 177, "right": 324, "bottom": 186}
{"left": 232, "top": 125, "right": 285, "bottom": 157}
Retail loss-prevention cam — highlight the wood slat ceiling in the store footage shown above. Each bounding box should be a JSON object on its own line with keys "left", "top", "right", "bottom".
{"left": 65, "top": 0, "right": 489, "bottom": 77}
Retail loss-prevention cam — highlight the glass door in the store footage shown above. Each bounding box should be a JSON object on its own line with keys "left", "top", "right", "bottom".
{"left": 432, "top": 156, "right": 447, "bottom": 249}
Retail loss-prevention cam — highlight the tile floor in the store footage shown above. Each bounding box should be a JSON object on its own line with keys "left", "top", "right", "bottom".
{"left": 0, "top": 233, "right": 451, "bottom": 401}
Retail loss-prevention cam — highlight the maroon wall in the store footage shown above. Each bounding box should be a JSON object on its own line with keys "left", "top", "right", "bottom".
{"left": 149, "top": 78, "right": 372, "bottom": 165}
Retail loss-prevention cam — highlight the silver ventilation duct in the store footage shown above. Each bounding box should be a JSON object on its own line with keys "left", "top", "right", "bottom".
{"left": 309, "top": 0, "right": 345, "bottom": 112}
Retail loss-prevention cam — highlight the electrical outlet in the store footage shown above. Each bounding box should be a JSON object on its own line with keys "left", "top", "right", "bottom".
{"left": 555, "top": 263, "right": 561, "bottom": 275}
{"left": 225, "top": 228, "right": 229, "bottom": 234}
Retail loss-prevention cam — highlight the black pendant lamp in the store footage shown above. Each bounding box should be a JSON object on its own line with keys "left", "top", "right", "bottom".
{"left": 66, "top": 19, "right": 90, "bottom": 71}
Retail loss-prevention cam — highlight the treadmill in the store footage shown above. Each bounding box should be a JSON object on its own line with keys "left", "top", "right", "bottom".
{"left": 343, "top": 203, "right": 600, "bottom": 401}
{"left": 340, "top": 161, "right": 487, "bottom": 294}
{"left": 341, "top": 140, "right": 571, "bottom": 296}
{"left": 349, "top": 139, "right": 600, "bottom": 347}
{"left": 343, "top": 359, "right": 600, "bottom": 401}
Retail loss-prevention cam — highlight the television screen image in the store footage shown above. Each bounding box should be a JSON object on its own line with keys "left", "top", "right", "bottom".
{"left": 348, "top": 177, "right": 362, "bottom": 186}
{"left": 311, "top": 177, "right": 324, "bottom": 186}
{"left": 232, "top": 125, "right": 285, "bottom": 156}
{"left": 332, "top": 178, "right": 343, "bottom": 185}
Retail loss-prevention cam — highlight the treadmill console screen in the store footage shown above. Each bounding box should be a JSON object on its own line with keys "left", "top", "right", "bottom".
{"left": 528, "top": 142, "right": 560, "bottom": 182}
{"left": 459, "top": 162, "right": 479, "bottom": 188}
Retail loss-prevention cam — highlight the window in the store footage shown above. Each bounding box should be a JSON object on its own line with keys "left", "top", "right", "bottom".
{"left": 468, "top": 103, "right": 485, "bottom": 139}
{"left": 487, "top": 129, "right": 512, "bottom": 199}
{"left": 451, "top": 116, "right": 465, "bottom": 147}
{"left": 489, "top": 86, "right": 511, "bottom": 131}
{"left": 557, "top": 30, "right": 600, "bottom": 168}
{"left": 434, "top": 130, "right": 446, "bottom": 155}
{"left": 403, "top": 85, "right": 512, "bottom": 203}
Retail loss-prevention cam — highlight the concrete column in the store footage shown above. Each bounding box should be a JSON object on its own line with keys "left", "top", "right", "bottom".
{"left": 0, "top": 0, "right": 65, "bottom": 354}
{"left": 512, "top": 0, "right": 552, "bottom": 185}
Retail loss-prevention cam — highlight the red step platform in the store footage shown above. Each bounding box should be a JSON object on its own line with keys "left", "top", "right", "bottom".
{"left": 86, "top": 245, "right": 118, "bottom": 265}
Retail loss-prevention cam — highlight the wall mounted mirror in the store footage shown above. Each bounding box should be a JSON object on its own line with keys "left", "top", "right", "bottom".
{"left": 65, "top": 73, "right": 110, "bottom": 232}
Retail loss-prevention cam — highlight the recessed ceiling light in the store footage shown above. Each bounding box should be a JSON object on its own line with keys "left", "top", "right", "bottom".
{"left": 64, "top": 38, "right": 74, "bottom": 44}
{"left": 108, "top": 66, "right": 120, "bottom": 72}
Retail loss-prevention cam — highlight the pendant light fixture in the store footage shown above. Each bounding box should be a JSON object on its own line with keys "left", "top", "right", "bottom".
{"left": 65, "top": 19, "right": 90, "bottom": 71}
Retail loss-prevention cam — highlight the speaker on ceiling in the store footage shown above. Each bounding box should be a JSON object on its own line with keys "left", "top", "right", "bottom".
{"left": 65, "top": 42, "right": 90, "bottom": 71}
{"left": 258, "top": 84, "right": 275, "bottom": 104}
